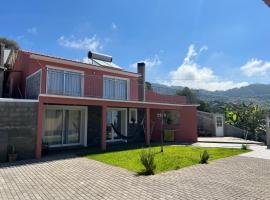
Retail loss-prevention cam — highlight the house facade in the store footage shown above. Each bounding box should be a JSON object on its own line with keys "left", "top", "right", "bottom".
{"left": 7, "top": 50, "right": 198, "bottom": 159}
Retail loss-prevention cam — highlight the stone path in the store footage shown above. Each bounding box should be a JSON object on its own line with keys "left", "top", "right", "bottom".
{"left": 1, "top": 154, "right": 270, "bottom": 199}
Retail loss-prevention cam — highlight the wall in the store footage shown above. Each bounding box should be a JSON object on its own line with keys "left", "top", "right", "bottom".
{"left": 87, "top": 106, "right": 102, "bottom": 147}
{"left": 150, "top": 107, "right": 197, "bottom": 143}
{"left": 10, "top": 51, "right": 139, "bottom": 100}
{"left": 145, "top": 91, "right": 186, "bottom": 104}
{"left": 197, "top": 111, "right": 215, "bottom": 136}
{"left": 0, "top": 100, "right": 38, "bottom": 162}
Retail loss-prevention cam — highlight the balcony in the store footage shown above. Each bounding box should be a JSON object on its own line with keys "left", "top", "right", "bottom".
{"left": 26, "top": 68, "right": 187, "bottom": 105}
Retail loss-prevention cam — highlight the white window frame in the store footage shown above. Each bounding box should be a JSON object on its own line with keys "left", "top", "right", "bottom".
{"left": 25, "top": 69, "right": 42, "bottom": 98}
{"left": 103, "top": 75, "right": 130, "bottom": 100}
{"left": 46, "top": 66, "right": 84, "bottom": 97}
{"left": 43, "top": 105, "right": 88, "bottom": 147}
{"left": 129, "top": 108, "right": 138, "bottom": 124}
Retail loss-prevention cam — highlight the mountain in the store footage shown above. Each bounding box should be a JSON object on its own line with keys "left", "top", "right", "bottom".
{"left": 196, "top": 84, "right": 270, "bottom": 107}
{"left": 150, "top": 83, "right": 270, "bottom": 108}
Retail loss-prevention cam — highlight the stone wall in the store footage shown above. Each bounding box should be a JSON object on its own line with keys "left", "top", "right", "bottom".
{"left": 0, "top": 99, "right": 38, "bottom": 162}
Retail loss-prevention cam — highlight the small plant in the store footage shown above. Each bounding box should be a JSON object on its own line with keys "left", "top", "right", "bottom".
{"left": 241, "top": 144, "right": 249, "bottom": 150}
{"left": 139, "top": 149, "right": 156, "bottom": 175}
{"left": 199, "top": 150, "right": 210, "bottom": 164}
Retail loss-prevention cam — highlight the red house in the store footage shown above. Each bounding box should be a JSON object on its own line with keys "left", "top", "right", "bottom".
{"left": 7, "top": 50, "right": 198, "bottom": 159}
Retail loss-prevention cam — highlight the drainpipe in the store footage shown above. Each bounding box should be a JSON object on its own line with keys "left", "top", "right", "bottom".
{"left": 0, "top": 43, "right": 5, "bottom": 98}
{"left": 137, "top": 62, "right": 145, "bottom": 101}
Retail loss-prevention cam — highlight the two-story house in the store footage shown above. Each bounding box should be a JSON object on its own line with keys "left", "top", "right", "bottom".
{"left": 7, "top": 50, "right": 198, "bottom": 159}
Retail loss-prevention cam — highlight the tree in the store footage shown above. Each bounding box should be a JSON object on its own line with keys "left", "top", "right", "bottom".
{"left": 177, "top": 87, "right": 198, "bottom": 103}
{"left": 177, "top": 87, "right": 210, "bottom": 112}
{"left": 0, "top": 37, "right": 19, "bottom": 50}
{"left": 225, "top": 103, "right": 266, "bottom": 142}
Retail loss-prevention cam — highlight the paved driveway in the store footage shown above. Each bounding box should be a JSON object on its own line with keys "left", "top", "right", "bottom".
{"left": 1, "top": 154, "right": 270, "bottom": 200}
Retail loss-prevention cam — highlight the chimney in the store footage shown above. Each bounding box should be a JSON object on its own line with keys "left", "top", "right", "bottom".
{"left": 137, "top": 62, "right": 145, "bottom": 101}
{"left": 0, "top": 43, "right": 5, "bottom": 97}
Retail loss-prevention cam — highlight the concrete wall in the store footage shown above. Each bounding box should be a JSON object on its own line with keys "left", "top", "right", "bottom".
{"left": 197, "top": 111, "right": 215, "bottom": 136}
{"left": 0, "top": 99, "right": 38, "bottom": 162}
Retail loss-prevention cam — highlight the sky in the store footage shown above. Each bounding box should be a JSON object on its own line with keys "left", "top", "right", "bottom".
{"left": 1, "top": 0, "right": 270, "bottom": 91}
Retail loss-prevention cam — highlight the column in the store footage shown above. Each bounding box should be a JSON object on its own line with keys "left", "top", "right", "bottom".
{"left": 35, "top": 99, "right": 44, "bottom": 159}
{"left": 101, "top": 105, "right": 107, "bottom": 151}
{"left": 145, "top": 107, "right": 151, "bottom": 146}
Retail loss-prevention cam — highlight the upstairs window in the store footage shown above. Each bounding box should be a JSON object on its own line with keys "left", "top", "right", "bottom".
{"left": 26, "top": 69, "right": 41, "bottom": 99}
{"left": 47, "top": 68, "right": 83, "bottom": 97}
{"left": 103, "top": 76, "right": 128, "bottom": 100}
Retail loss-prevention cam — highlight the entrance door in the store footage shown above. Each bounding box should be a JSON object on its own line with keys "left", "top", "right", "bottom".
{"left": 106, "top": 108, "right": 127, "bottom": 141}
{"left": 215, "top": 115, "right": 224, "bottom": 137}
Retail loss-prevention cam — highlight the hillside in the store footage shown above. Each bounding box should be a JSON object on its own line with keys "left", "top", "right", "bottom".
{"left": 151, "top": 83, "right": 270, "bottom": 108}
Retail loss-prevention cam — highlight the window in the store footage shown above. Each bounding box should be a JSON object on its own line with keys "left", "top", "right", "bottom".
{"left": 216, "top": 117, "right": 223, "bottom": 127}
{"left": 26, "top": 70, "right": 41, "bottom": 99}
{"left": 164, "top": 110, "right": 180, "bottom": 125}
{"left": 47, "top": 68, "right": 83, "bottom": 96}
{"left": 103, "top": 76, "right": 128, "bottom": 100}
{"left": 129, "top": 108, "right": 137, "bottom": 123}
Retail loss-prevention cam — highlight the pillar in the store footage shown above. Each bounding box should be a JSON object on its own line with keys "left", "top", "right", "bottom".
{"left": 35, "top": 100, "right": 44, "bottom": 159}
{"left": 145, "top": 107, "right": 151, "bottom": 146}
{"left": 101, "top": 105, "right": 107, "bottom": 151}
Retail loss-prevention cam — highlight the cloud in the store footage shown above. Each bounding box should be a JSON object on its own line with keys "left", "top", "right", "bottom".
{"left": 58, "top": 35, "right": 102, "bottom": 51}
{"left": 111, "top": 22, "right": 117, "bottom": 30}
{"left": 27, "top": 27, "right": 37, "bottom": 35}
{"left": 165, "top": 44, "right": 248, "bottom": 91}
{"left": 241, "top": 58, "right": 270, "bottom": 77}
{"left": 131, "top": 55, "right": 161, "bottom": 69}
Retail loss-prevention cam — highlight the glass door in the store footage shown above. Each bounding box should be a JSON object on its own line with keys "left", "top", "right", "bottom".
{"left": 64, "top": 110, "right": 81, "bottom": 144}
{"left": 106, "top": 108, "right": 127, "bottom": 141}
{"left": 43, "top": 107, "right": 85, "bottom": 147}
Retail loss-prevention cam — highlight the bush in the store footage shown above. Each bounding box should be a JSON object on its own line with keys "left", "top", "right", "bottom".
{"left": 199, "top": 150, "right": 210, "bottom": 164}
{"left": 139, "top": 149, "right": 156, "bottom": 175}
{"left": 241, "top": 144, "right": 249, "bottom": 150}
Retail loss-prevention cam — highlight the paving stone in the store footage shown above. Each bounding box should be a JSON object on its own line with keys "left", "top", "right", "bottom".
{"left": 0, "top": 155, "right": 270, "bottom": 199}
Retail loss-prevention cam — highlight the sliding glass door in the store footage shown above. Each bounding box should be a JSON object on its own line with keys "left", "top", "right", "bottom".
{"left": 106, "top": 108, "right": 127, "bottom": 142}
{"left": 43, "top": 106, "right": 86, "bottom": 147}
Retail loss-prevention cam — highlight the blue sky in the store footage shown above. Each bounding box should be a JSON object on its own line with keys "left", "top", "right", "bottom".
{"left": 1, "top": 0, "right": 270, "bottom": 91}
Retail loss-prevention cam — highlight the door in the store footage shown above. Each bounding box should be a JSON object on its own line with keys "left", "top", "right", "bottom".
{"left": 106, "top": 108, "right": 127, "bottom": 141}
{"left": 43, "top": 106, "right": 87, "bottom": 147}
{"left": 215, "top": 115, "right": 224, "bottom": 137}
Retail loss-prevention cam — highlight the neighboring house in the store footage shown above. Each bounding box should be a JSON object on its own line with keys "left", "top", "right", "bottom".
{"left": 5, "top": 50, "right": 198, "bottom": 159}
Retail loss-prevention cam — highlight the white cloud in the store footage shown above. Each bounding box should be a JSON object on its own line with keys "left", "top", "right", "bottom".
{"left": 27, "top": 27, "right": 37, "bottom": 35}
{"left": 58, "top": 35, "right": 102, "bottom": 51}
{"left": 131, "top": 55, "right": 161, "bottom": 69}
{"left": 241, "top": 58, "right": 270, "bottom": 77}
{"left": 82, "top": 57, "right": 91, "bottom": 64}
{"left": 165, "top": 44, "right": 248, "bottom": 91}
{"left": 112, "top": 22, "right": 117, "bottom": 30}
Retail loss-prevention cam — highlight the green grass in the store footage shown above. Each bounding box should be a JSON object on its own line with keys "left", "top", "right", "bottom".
{"left": 85, "top": 145, "right": 249, "bottom": 174}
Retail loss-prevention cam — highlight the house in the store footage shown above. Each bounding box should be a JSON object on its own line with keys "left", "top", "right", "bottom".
{"left": 5, "top": 49, "right": 198, "bottom": 159}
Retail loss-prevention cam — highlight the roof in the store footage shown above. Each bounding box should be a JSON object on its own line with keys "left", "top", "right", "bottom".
{"left": 20, "top": 50, "right": 140, "bottom": 77}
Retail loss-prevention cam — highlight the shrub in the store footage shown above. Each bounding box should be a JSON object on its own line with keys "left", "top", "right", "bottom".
{"left": 139, "top": 149, "right": 156, "bottom": 175}
{"left": 199, "top": 150, "right": 210, "bottom": 164}
{"left": 241, "top": 144, "right": 249, "bottom": 150}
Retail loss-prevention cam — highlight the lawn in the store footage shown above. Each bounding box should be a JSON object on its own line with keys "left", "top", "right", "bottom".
{"left": 85, "top": 145, "right": 249, "bottom": 174}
